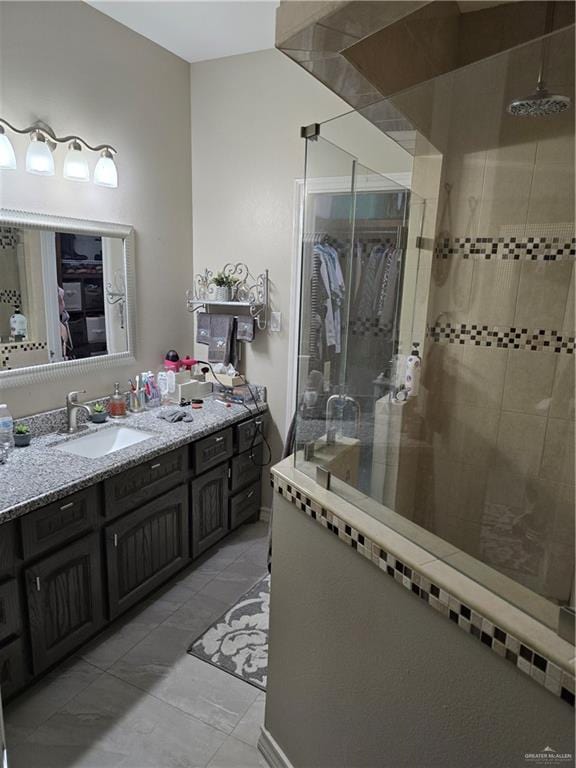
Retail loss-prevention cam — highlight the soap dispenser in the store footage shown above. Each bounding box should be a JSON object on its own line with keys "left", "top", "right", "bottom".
{"left": 108, "top": 382, "right": 127, "bottom": 419}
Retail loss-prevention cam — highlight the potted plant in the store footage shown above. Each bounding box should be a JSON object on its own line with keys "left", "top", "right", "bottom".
{"left": 91, "top": 402, "right": 108, "bottom": 423}
{"left": 14, "top": 423, "right": 31, "bottom": 447}
{"left": 213, "top": 272, "right": 238, "bottom": 302}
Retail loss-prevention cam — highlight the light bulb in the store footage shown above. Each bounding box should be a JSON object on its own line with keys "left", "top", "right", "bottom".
{"left": 63, "top": 141, "right": 89, "bottom": 182}
{"left": 94, "top": 149, "right": 118, "bottom": 188}
{"left": 0, "top": 128, "right": 16, "bottom": 170}
{"left": 25, "top": 132, "right": 54, "bottom": 176}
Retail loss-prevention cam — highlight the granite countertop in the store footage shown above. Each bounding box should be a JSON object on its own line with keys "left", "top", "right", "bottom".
{"left": 0, "top": 397, "right": 268, "bottom": 524}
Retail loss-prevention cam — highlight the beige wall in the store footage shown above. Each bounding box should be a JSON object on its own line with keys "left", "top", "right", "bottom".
{"left": 190, "top": 48, "right": 351, "bottom": 507}
{"left": 0, "top": 1, "right": 193, "bottom": 416}
{"left": 266, "top": 492, "right": 575, "bottom": 767}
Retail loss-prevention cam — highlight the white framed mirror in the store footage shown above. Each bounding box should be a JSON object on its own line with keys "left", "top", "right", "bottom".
{"left": 0, "top": 209, "right": 135, "bottom": 387}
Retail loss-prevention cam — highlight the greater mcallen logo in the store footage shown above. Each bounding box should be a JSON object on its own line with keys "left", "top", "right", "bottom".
{"left": 525, "top": 746, "right": 573, "bottom": 764}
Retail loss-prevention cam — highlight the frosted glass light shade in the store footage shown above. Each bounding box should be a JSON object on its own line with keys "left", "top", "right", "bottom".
{"left": 63, "top": 144, "right": 89, "bottom": 182}
{"left": 94, "top": 151, "right": 118, "bottom": 188}
{"left": 26, "top": 138, "right": 54, "bottom": 176}
{"left": 0, "top": 132, "right": 16, "bottom": 170}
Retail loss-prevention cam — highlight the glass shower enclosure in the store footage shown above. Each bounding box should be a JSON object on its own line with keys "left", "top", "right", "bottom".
{"left": 293, "top": 25, "right": 575, "bottom": 638}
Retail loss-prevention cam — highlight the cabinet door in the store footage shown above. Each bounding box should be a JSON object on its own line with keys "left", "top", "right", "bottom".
{"left": 193, "top": 429, "right": 233, "bottom": 475}
{"left": 105, "top": 485, "right": 189, "bottom": 619}
{"left": 25, "top": 533, "right": 104, "bottom": 675}
{"left": 0, "top": 580, "right": 20, "bottom": 645}
{"left": 0, "top": 637, "right": 26, "bottom": 700}
{"left": 191, "top": 463, "right": 229, "bottom": 558}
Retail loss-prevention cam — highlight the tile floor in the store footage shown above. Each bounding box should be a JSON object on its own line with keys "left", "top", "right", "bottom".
{"left": 4, "top": 520, "right": 270, "bottom": 768}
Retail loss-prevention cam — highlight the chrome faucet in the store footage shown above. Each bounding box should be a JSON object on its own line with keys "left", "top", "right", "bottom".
{"left": 61, "top": 390, "right": 92, "bottom": 434}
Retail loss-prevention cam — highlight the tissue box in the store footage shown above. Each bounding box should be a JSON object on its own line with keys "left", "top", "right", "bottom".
{"left": 178, "top": 379, "right": 213, "bottom": 401}
{"left": 205, "top": 372, "right": 243, "bottom": 387}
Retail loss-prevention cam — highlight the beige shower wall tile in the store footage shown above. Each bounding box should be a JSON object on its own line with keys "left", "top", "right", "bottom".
{"left": 441, "top": 403, "right": 500, "bottom": 468}
{"left": 421, "top": 342, "right": 463, "bottom": 403}
{"left": 550, "top": 355, "right": 575, "bottom": 420}
{"left": 514, "top": 261, "right": 573, "bottom": 330}
{"left": 502, "top": 350, "right": 556, "bottom": 416}
{"left": 540, "top": 417, "right": 575, "bottom": 486}
{"left": 527, "top": 163, "right": 575, "bottom": 225}
{"left": 468, "top": 260, "right": 521, "bottom": 326}
{"left": 527, "top": 479, "right": 575, "bottom": 544}
{"left": 453, "top": 346, "right": 508, "bottom": 409}
{"left": 478, "top": 146, "right": 536, "bottom": 232}
{"left": 497, "top": 412, "right": 547, "bottom": 477}
{"left": 535, "top": 132, "right": 575, "bottom": 166}
{"left": 429, "top": 255, "right": 473, "bottom": 324}
{"left": 542, "top": 541, "right": 575, "bottom": 605}
{"left": 442, "top": 150, "right": 486, "bottom": 238}
{"left": 486, "top": 465, "right": 530, "bottom": 509}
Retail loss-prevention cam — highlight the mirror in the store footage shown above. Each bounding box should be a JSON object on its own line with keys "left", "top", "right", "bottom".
{"left": 0, "top": 210, "right": 135, "bottom": 385}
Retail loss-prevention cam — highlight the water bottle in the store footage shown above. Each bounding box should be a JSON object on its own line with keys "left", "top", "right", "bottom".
{"left": 0, "top": 404, "right": 14, "bottom": 463}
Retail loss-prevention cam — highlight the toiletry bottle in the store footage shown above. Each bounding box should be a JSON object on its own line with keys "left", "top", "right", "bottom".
{"left": 108, "top": 382, "right": 127, "bottom": 418}
{"left": 404, "top": 344, "right": 421, "bottom": 398}
{"left": 10, "top": 306, "right": 27, "bottom": 341}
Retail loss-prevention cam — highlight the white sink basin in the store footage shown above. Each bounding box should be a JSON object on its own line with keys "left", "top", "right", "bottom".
{"left": 55, "top": 426, "right": 154, "bottom": 459}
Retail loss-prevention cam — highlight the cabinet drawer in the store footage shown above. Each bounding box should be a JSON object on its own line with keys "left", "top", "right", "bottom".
{"left": 0, "top": 522, "right": 17, "bottom": 577}
{"left": 235, "top": 415, "right": 266, "bottom": 454}
{"left": 0, "top": 580, "right": 20, "bottom": 644}
{"left": 104, "top": 447, "right": 187, "bottom": 519}
{"left": 230, "top": 444, "right": 263, "bottom": 493}
{"left": 25, "top": 533, "right": 104, "bottom": 674}
{"left": 193, "top": 428, "right": 233, "bottom": 475}
{"left": 21, "top": 486, "right": 99, "bottom": 560}
{"left": 0, "top": 636, "right": 26, "bottom": 700}
{"left": 105, "top": 484, "right": 189, "bottom": 619}
{"left": 230, "top": 481, "right": 261, "bottom": 531}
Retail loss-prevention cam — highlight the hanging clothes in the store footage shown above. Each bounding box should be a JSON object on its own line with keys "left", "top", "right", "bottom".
{"left": 313, "top": 242, "right": 346, "bottom": 354}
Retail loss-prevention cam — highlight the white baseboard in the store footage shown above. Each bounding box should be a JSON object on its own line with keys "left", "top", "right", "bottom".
{"left": 258, "top": 726, "right": 294, "bottom": 768}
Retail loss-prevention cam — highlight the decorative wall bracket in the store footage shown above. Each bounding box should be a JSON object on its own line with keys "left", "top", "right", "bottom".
{"left": 105, "top": 269, "right": 126, "bottom": 330}
{"left": 186, "top": 262, "right": 269, "bottom": 331}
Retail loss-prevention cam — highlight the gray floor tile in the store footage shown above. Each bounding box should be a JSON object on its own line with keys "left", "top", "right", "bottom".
{"left": 5, "top": 658, "right": 103, "bottom": 731}
{"left": 198, "top": 559, "right": 266, "bottom": 606}
{"left": 207, "top": 735, "right": 267, "bottom": 768}
{"left": 22, "top": 673, "right": 226, "bottom": 768}
{"left": 78, "top": 620, "right": 154, "bottom": 671}
{"left": 231, "top": 695, "right": 266, "bottom": 748}
{"left": 163, "top": 591, "right": 230, "bottom": 634}
{"left": 110, "top": 628, "right": 259, "bottom": 734}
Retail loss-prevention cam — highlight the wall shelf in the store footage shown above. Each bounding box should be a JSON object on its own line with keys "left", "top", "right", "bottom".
{"left": 186, "top": 263, "right": 269, "bottom": 330}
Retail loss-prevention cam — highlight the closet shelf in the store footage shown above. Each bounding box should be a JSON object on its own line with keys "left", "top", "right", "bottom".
{"left": 186, "top": 262, "right": 269, "bottom": 331}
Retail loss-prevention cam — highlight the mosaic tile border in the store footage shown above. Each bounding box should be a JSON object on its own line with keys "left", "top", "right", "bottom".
{"left": 0, "top": 289, "right": 22, "bottom": 306}
{"left": 271, "top": 473, "right": 576, "bottom": 708}
{"left": 0, "top": 226, "right": 17, "bottom": 249}
{"left": 427, "top": 323, "right": 575, "bottom": 354}
{"left": 0, "top": 341, "right": 48, "bottom": 371}
{"left": 435, "top": 235, "right": 575, "bottom": 261}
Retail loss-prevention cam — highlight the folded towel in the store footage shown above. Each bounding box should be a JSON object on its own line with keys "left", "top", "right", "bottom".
{"left": 156, "top": 408, "right": 194, "bottom": 423}
{"left": 236, "top": 317, "right": 255, "bottom": 342}
{"left": 196, "top": 312, "right": 211, "bottom": 346}
{"left": 208, "top": 315, "right": 234, "bottom": 365}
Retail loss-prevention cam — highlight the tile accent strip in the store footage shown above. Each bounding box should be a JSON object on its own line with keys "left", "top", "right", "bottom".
{"left": 0, "top": 289, "right": 22, "bottom": 306}
{"left": 427, "top": 323, "right": 575, "bottom": 354}
{"left": 435, "top": 235, "right": 575, "bottom": 261}
{"left": 272, "top": 473, "right": 576, "bottom": 708}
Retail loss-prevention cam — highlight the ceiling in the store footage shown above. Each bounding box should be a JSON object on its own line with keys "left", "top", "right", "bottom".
{"left": 87, "top": 1, "right": 278, "bottom": 63}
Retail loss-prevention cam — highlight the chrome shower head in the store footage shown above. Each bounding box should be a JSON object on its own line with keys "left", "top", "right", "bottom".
{"left": 508, "top": 83, "right": 572, "bottom": 117}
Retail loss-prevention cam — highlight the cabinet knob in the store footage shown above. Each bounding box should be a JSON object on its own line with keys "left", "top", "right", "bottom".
{"left": 113, "top": 534, "right": 118, "bottom": 548}
{"left": 150, "top": 462, "right": 161, "bottom": 470}
{"left": 35, "top": 576, "right": 41, "bottom": 592}
{"left": 60, "top": 502, "right": 74, "bottom": 511}
{"left": 215, "top": 436, "right": 224, "bottom": 443}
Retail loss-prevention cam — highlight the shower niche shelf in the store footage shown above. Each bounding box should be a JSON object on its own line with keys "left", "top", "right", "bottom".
{"left": 186, "top": 262, "right": 269, "bottom": 330}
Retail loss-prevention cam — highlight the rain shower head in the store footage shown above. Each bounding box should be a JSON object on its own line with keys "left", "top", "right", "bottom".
{"left": 507, "top": 82, "right": 572, "bottom": 117}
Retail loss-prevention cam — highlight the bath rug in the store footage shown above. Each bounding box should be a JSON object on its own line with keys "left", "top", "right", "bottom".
{"left": 188, "top": 574, "right": 270, "bottom": 691}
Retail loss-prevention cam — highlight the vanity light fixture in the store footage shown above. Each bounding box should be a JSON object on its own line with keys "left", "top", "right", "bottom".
{"left": 63, "top": 140, "right": 90, "bottom": 183}
{"left": 0, "top": 117, "right": 118, "bottom": 187}
{"left": 26, "top": 130, "right": 55, "bottom": 176}
{"left": 0, "top": 126, "right": 17, "bottom": 170}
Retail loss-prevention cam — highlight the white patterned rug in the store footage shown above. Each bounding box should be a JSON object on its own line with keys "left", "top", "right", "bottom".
{"left": 188, "top": 574, "right": 270, "bottom": 691}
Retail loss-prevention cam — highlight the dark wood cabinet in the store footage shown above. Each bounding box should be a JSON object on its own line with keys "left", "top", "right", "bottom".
{"left": 21, "top": 486, "right": 99, "bottom": 560}
{"left": 0, "top": 580, "right": 20, "bottom": 645}
{"left": 0, "top": 637, "right": 26, "bottom": 699}
{"left": 230, "top": 481, "right": 261, "bottom": 531}
{"left": 191, "top": 463, "right": 229, "bottom": 558}
{"left": 230, "top": 444, "right": 263, "bottom": 493}
{"left": 235, "top": 414, "right": 267, "bottom": 454}
{"left": 193, "top": 428, "right": 233, "bottom": 475}
{"left": 105, "top": 484, "right": 189, "bottom": 619}
{"left": 104, "top": 447, "right": 188, "bottom": 520}
{"left": 1, "top": 413, "right": 264, "bottom": 702}
{"left": 25, "top": 533, "right": 104, "bottom": 674}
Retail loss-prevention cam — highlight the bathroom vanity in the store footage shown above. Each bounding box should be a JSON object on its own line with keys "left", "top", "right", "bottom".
{"left": 0, "top": 400, "right": 267, "bottom": 701}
